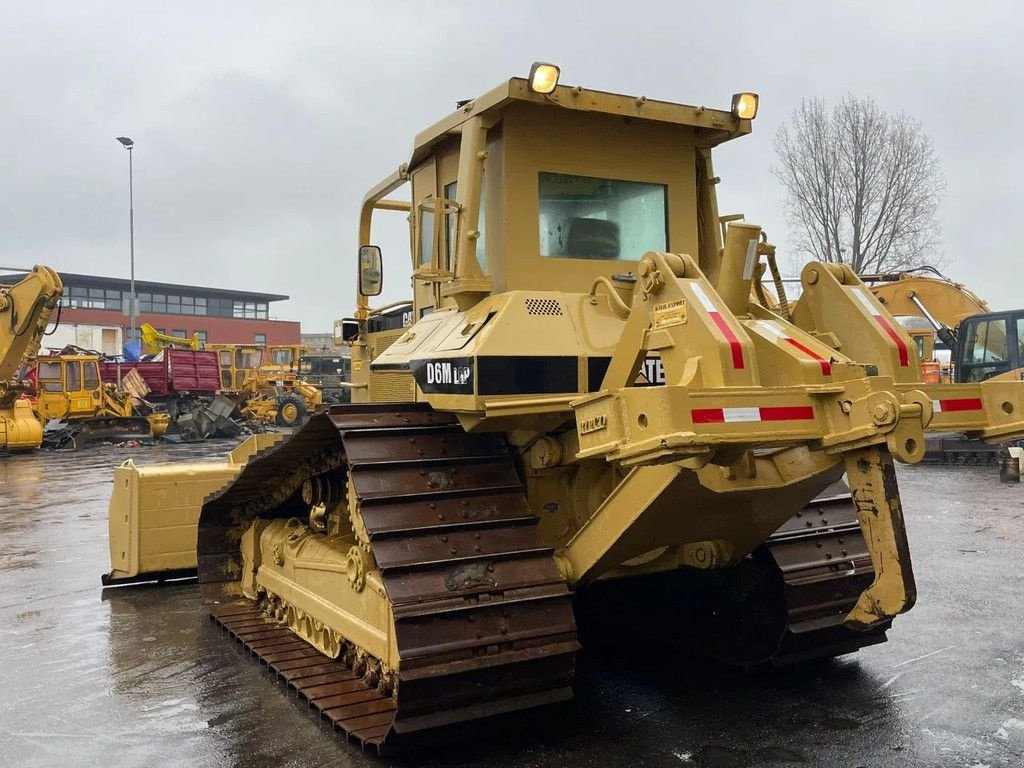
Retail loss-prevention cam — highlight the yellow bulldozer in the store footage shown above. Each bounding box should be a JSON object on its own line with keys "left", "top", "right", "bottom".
{"left": 0, "top": 265, "right": 64, "bottom": 452}
{"left": 103, "top": 66, "right": 1024, "bottom": 752}
{"left": 32, "top": 350, "right": 163, "bottom": 448}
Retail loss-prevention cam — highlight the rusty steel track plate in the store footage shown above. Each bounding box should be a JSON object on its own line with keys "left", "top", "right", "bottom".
{"left": 765, "top": 489, "right": 889, "bottom": 664}
{"left": 201, "top": 403, "right": 579, "bottom": 752}
{"left": 210, "top": 602, "right": 397, "bottom": 750}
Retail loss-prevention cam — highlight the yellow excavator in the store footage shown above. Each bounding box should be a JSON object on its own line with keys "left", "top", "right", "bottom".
{"left": 103, "top": 67, "right": 1024, "bottom": 752}
{"left": 140, "top": 322, "right": 200, "bottom": 353}
{"left": 0, "top": 266, "right": 63, "bottom": 452}
{"left": 865, "top": 269, "right": 1024, "bottom": 461}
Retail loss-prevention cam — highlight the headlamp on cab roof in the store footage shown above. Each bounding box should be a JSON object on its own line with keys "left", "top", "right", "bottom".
{"left": 731, "top": 92, "right": 759, "bottom": 120}
{"left": 528, "top": 62, "right": 561, "bottom": 95}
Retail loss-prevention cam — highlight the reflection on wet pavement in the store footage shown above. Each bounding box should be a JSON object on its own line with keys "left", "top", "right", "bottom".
{"left": 1, "top": 441, "right": 1022, "bottom": 767}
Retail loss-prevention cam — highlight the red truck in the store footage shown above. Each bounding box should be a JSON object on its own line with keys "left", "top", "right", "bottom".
{"left": 99, "top": 349, "right": 220, "bottom": 415}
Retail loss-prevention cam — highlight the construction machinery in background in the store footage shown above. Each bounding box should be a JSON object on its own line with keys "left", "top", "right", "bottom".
{"left": 0, "top": 265, "right": 63, "bottom": 452}
{"left": 263, "top": 343, "right": 304, "bottom": 375}
{"left": 140, "top": 322, "right": 201, "bottom": 353}
{"left": 865, "top": 269, "right": 1024, "bottom": 462}
{"left": 207, "top": 342, "right": 305, "bottom": 389}
{"left": 33, "top": 350, "right": 159, "bottom": 448}
{"left": 299, "top": 350, "right": 352, "bottom": 404}
{"left": 236, "top": 373, "right": 322, "bottom": 428}
{"left": 204, "top": 341, "right": 319, "bottom": 426}
{"left": 103, "top": 67, "right": 1024, "bottom": 752}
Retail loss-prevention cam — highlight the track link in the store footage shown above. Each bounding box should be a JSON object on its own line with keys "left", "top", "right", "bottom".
{"left": 765, "top": 485, "right": 889, "bottom": 664}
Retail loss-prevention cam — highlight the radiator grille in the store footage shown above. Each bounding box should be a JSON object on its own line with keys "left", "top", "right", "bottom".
{"left": 525, "top": 298, "right": 563, "bottom": 316}
{"left": 369, "top": 328, "right": 415, "bottom": 403}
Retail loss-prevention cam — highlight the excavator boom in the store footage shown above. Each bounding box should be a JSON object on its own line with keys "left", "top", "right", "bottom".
{"left": 0, "top": 266, "right": 63, "bottom": 384}
{"left": 0, "top": 266, "right": 63, "bottom": 452}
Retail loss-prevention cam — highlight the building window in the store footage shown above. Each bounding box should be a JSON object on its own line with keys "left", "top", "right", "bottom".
{"left": 254, "top": 333, "right": 267, "bottom": 345}
{"left": 257, "top": 302, "right": 268, "bottom": 320}
{"left": 171, "top": 329, "right": 187, "bottom": 339}
{"left": 138, "top": 292, "right": 152, "bottom": 312}
{"left": 195, "top": 297, "right": 207, "bottom": 316}
{"left": 126, "top": 327, "right": 141, "bottom": 342}
{"left": 152, "top": 294, "right": 166, "bottom": 313}
{"left": 155, "top": 328, "right": 165, "bottom": 335}
{"left": 209, "top": 297, "right": 232, "bottom": 317}
{"left": 166, "top": 295, "right": 181, "bottom": 314}
{"left": 196, "top": 330, "right": 208, "bottom": 345}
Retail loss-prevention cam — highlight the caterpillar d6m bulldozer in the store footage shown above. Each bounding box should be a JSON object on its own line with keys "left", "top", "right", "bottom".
{"left": 105, "top": 66, "right": 1024, "bottom": 753}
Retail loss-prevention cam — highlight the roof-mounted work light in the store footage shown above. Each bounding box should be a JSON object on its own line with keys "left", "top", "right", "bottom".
{"left": 731, "top": 92, "right": 759, "bottom": 120}
{"left": 528, "top": 62, "right": 561, "bottom": 94}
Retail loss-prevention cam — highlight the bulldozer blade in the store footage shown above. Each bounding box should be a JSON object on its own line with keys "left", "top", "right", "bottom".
{"left": 842, "top": 447, "right": 917, "bottom": 630}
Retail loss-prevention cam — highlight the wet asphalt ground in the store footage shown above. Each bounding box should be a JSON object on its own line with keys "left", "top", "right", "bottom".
{"left": 1, "top": 440, "right": 1023, "bottom": 768}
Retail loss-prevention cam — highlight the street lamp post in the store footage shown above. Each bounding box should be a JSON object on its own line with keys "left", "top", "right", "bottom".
{"left": 116, "top": 136, "right": 136, "bottom": 343}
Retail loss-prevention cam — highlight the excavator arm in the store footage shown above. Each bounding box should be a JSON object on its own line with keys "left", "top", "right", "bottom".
{"left": 0, "top": 266, "right": 63, "bottom": 452}
{"left": 0, "top": 266, "right": 64, "bottom": 397}
{"left": 140, "top": 322, "right": 200, "bottom": 352}
{"left": 864, "top": 269, "right": 990, "bottom": 348}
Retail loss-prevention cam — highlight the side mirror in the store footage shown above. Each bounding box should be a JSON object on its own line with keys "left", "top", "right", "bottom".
{"left": 339, "top": 319, "right": 360, "bottom": 342}
{"left": 359, "top": 245, "right": 383, "bottom": 296}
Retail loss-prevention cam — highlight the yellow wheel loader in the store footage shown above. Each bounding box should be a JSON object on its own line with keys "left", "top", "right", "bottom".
{"left": 104, "top": 67, "right": 1024, "bottom": 752}
{"left": 0, "top": 265, "right": 63, "bottom": 452}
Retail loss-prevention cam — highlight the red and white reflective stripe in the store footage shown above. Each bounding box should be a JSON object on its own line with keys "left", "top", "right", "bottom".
{"left": 932, "top": 397, "right": 984, "bottom": 413}
{"left": 755, "top": 320, "right": 832, "bottom": 376}
{"left": 691, "top": 283, "right": 745, "bottom": 369}
{"left": 692, "top": 405, "right": 816, "bottom": 424}
{"left": 852, "top": 289, "right": 910, "bottom": 367}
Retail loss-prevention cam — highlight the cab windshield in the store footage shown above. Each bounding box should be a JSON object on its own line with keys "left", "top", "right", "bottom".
{"left": 538, "top": 172, "right": 667, "bottom": 260}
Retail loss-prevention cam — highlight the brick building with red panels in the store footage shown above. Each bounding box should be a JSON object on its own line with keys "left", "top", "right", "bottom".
{"left": 28, "top": 271, "right": 300, "bottom": 346}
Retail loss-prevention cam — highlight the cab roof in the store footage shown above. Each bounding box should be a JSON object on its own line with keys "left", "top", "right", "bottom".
{"left": 410, "top": 77, "right": 752, "bottom": 166}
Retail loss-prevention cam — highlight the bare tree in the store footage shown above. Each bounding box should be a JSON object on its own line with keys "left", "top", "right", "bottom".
{"left": 772, "top": 95, "right": 945, "bottom": 274}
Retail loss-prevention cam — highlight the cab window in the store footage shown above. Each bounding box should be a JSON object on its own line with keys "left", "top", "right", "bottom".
{"left": 272, "top": 349, "right": 293, "bottom": 365}
{"left": 444, "top": 180, "right": 487, "bottom": 271}
{"left": 38, "top": 361, "right": 63, "bottom": 392}
{"left": 419, "top": 206, "right": 434, "bottom": 266}
{"left": 538, "top": 172, "right": 667, "bottom": 260}
{"left": 66, "top": 361, "right": 82, "bottom": 391}
{"left": 219, "top": 350, "right": 232, "bottom": 367}
{"left": 964, "top": 318, "right": 1007, "bottom": 365}
{"left": 959, "top": 317, "right": 1010, "bottom": 382}
{"left": 83, "top": 361, "right": 100, "bottom": 389}
{"left": 235, "top": 350, "right": 262, "bottom": 369}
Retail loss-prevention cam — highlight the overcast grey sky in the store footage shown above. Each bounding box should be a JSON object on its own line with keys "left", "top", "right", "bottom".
{"left": 2, "top": 1, "right": 1019, "bottom": 330}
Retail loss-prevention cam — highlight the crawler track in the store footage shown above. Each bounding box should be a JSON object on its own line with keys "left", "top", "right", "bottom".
{"left": 200, "top": 403, "right": 578, "bottom": 752}
{"left": 211, "top": 601, "right": 397, "bottom": 748}
{"left": 766, "top": 487, "right": 889, "bottom": 664}
{"left": 201, "top": 404, "right": 892, "bottom": 750}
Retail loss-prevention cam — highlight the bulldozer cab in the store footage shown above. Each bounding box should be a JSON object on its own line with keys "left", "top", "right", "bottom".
{"left": 350, "top": 75, "right": 756, "bottom": 401}
{"left": 207, "top": 344, "right": 264, "bottom": 390}
{"left": 954, "top": 310, "right": 1024, "bottom": 382}
{"left": 34, "top": 353, "right": 104, "bottom": 420}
